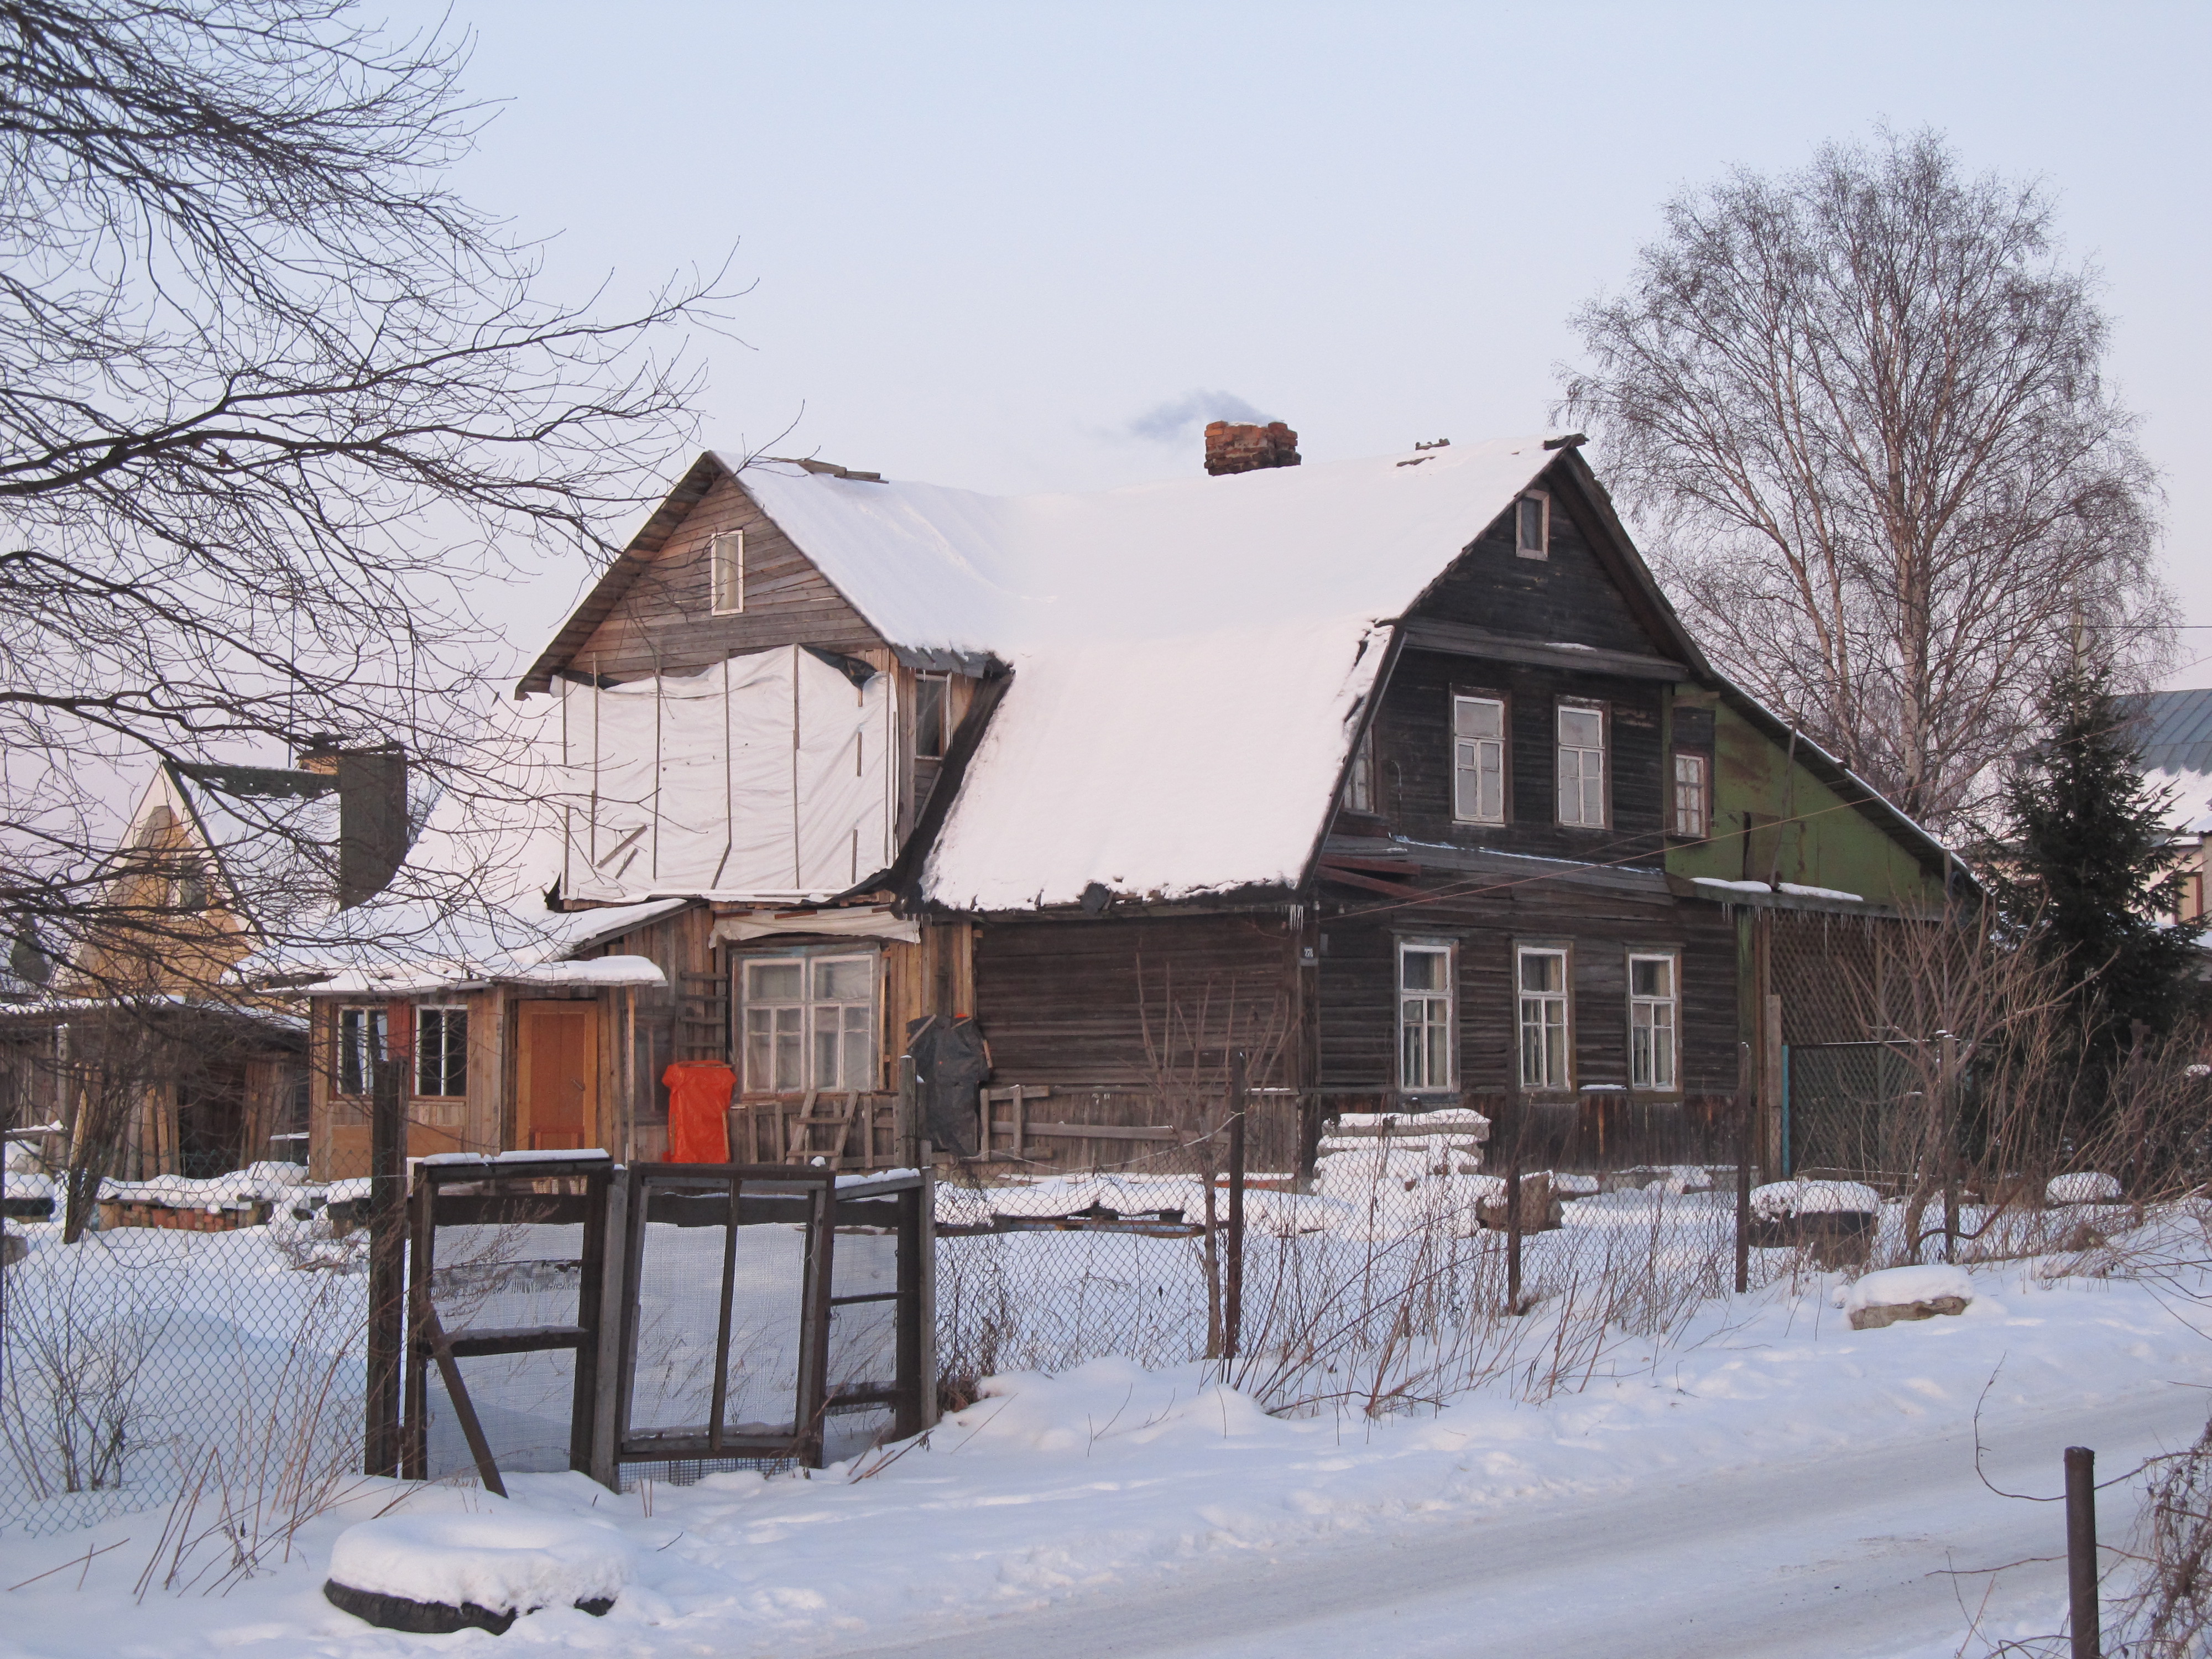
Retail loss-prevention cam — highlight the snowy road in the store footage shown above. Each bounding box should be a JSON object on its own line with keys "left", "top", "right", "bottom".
{"left": 836, "top": 1383, "right": 2203, "bottom": 1659}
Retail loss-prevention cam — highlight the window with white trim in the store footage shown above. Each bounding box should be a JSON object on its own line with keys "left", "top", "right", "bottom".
{"left": 1344, "top": 724, "right": 1374, "bottom": 814}
{"left": 415, "top": 1005, "right": 468, "bottom": 1098}
{"left": 1452, "top": 695, "right": 1506, "bottom": 824}
{"left": 709, "top": 529, "right": 745, "bottom": 615}
{"left": 743, "top": 953, "right": 877, "bottom": 1093}
{"left": 1628, "top": 953, "right": 1678, "bottom": 1091}
{"left": 1672, "top": 751, "right": 1709, "bottom": 839}
{"left": 337, "top": 1005, "right": 387, "bottom": 1097}
{"left": 1556, "top": 703, "right": 1605, "bottom": 827}
{"left": 914, "top": 672, "right": 950, "bottom": 760}
{"left": 1397, "top": 941, "right": 1455, "bottom": 1092}
{"left": 1517, "top": 947, "right": 1569, "bottom": 1090}
{"left": 1516, "top": 492, "right": 1550, "bottom": 559}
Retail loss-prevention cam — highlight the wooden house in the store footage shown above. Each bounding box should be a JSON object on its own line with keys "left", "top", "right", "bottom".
{"left": 0, "top": 761, "right": 325, "bottom": 1179}
{"left": 283, "top": 430, "right": 1965, "bottom": 1178}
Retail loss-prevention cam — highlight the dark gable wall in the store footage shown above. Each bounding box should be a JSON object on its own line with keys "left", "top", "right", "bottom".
{"left": 1411, "top": 467, "right": 1661, "bottom": 653}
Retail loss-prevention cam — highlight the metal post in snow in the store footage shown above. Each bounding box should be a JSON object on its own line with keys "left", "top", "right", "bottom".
{"left": 1225, "top": 1051, "right": 1247, "bottom": 1364}
{"left": 2067, "top": 1445, "right": 2100, "bottom": 1659}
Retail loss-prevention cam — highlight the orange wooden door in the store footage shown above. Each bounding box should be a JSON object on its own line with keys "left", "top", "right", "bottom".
{"left": 516, "top": 1001, "right": 599, "bottom": 1151}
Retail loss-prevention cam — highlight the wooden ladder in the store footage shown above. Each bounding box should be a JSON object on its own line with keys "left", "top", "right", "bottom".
{"left": 784, "top": 1091, "right": 862, "bottom": 1167}
{"left": 677, "top": 969, "right": 729, "bottom": 1062}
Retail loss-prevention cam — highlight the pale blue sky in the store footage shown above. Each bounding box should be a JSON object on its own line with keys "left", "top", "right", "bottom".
{"left": 397, "top": 1, "right": 2212, "bottom": 680}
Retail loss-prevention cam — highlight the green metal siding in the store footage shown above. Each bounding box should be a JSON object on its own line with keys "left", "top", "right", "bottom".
{"left": 1666, "top": 696, "right": 1945, "bottom": 909}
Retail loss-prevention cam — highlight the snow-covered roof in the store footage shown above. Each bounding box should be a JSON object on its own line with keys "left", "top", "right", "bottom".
{"left": 726, "top": 437, "right": 1563, "bottom": 656}
{"left": 234, "top": 747, "right": 690, "bottom": 994}
{"left": 727, "top": 440, "right": 1566, "bottom": 908}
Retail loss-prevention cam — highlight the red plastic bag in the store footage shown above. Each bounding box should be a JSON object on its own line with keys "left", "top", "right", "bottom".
{"left": 662, "top": 1060, "right": 735, "bottom": 1163}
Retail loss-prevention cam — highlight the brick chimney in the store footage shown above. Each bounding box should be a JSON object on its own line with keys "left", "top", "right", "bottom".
{"left": 1204, "top": 420, "right": 1301, "bottom": 477}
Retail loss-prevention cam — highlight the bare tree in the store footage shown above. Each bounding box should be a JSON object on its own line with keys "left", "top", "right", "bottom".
{"left": 1561, "top": 128, "right": 2169, "bottom": 830}
{"left": 0, "top": 0, "right": 730, "bottom": 980}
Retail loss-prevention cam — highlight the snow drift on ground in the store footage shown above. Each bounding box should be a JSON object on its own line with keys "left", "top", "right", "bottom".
{"left": 10, "top": 1214, "right": 2212, "bottom": 1658}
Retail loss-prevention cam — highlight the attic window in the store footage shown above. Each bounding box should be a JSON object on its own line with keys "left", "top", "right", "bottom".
{"left": 914, "top": 673, "right": 950, "bottom": 760}
{"left": 1516, "top": 492, "right": 1550, "bottom": 560}
{"left": 709, "top": 530, "right": 745, "bottom": 615}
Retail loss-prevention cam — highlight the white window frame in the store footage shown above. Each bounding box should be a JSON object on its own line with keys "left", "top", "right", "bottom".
{"left": 1344, "top": 722, "right": 1375, "bottom": 814}
{"left": 709, "top": 529, "right": 745, "bottom": 616}
{"left": 336, "top": 1005, "right": 387, "bottom": 1098}
{"left": 1397, "top": 940, "right": 1456, "bottom": 1094}
{"left": 1515, "top": 491, "right": 1550, "bottom": 560}
{"left": 415, "top": 1004, "right": 468, "bottom": 1099}
{"left": 1556, "top": 701, "right": 1606, "bottom": 828}
{"left": 913, "top": 672, "right": 951, "bottom": 761}
{"left": 1672, "top": 750, "right": 1709, "bottom": 839}
{"left": 1452, "top": 693, "right": 1506, "bottom": 825}
{"left": 1627, "top": 951, "right": 1679, "bottom": 1093}
{"left": 741, "top": 951, "right": 879, "bottom": 1094}
{"left": 1516, "top": 946, "right": 1571, "bottom": 1091}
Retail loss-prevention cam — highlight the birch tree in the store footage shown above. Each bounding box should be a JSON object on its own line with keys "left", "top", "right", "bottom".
{"left": 1561, "top": 129, "right": 2168, "bottom": 830}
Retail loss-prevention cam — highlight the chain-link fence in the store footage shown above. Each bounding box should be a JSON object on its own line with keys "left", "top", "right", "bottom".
{"left": 935, "top": 1089, "right": 1773, "bottom": 1416}
{"left": 0, "top": 1154, "right": 369, "bottom": 1542}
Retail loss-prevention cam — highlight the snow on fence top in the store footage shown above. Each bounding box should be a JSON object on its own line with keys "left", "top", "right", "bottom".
{"left": 737, "top": 440, "right": 1560, "bottom": 910}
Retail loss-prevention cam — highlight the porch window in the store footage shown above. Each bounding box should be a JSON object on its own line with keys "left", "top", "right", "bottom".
{"left": 1628, "top": 953, "right": 1678, "bottom": 1091}
{"left": 1556, "top": 704, "right": 1605, "bottom": 827}
{"left": 709, "top": 529, "right": 744, "bottom": 615}
{"left": 1516, "top": 492, "right": 1550, "bottom": 559}
{"left": 1397, "top": 941, "right": 1454, "bottom": 1092}
{"left": 415, "top": 1005, "right": 468, "bottom": 1098}
{"left": 1517, "top": 947, "right": 1569, "bottom": 1090}
{"left": 337, "top": 1005, "right": 388, "bottom": 1097}
{"left": 743, "top": 953, "right": 877, "bottom": 1093}
{"left": 914, "top": 673, "right": 950, "bottom": 760}
{"left": 1452, "top": 695, "right": 1506, "bottom": 824}
{"left": 1672, "top": 751, "right": 1709, "bottom": 839}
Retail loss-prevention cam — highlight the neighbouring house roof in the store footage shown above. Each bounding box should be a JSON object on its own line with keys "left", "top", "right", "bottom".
{"left": 2133, "top": 687, "right": 2212, "bottom": 834}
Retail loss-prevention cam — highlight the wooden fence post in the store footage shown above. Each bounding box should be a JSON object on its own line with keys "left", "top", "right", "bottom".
{"left": 1505, "top": 1091, "right": 1524, "bottom": 1314}
{"left": 895, "top": 1054, "right": 919, "bottom": 1170}
{"left": 1224, "top": 1051, "right": 1247, "bottom": 1364}
{"left": 2067, "top": 1445, "right": 2100, "bottom": 1659}
{"left": 363, "top": 1050, "right": 405, "bottom": 1477}
{"left": 1734, "top": 1082, "right": 1752, "bottom": 1297}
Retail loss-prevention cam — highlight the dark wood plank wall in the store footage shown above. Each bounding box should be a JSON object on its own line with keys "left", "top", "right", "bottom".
{"left": 1373, "top": 652, "right": 1667, "bottom": 863}
{"left": 571, "top": 472, "right": 884, "bottom": 678}
{"left": 1411, "top": 472, "right": 1662, "bottom": 654}
{"left": 1314, "top": 879, "right": 1740, "bottom": 1166}
{"left": 972, "top": 912, "right": 1298, "bottom": 1090}
{"left": 1316, "top": 886, "right": 1734, "bottom": 1093}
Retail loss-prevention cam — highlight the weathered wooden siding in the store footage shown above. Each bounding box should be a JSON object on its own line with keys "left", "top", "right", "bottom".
{"left": 568, "top": 472, "right": 884, "bottom": 679}
{"left": 1371, "top": 651, "right": 1667, "bottom": 862}
{"left": 1314, "top": 878, "right": 1740, "bottom": 1166}
{"left": 1410, "top": 467, "right": 1666, "bottom": 655}
{"left": 972, "top": 912, "right": 1297, "bottom": 1090}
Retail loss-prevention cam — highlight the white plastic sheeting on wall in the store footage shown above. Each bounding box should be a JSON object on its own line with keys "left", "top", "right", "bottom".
{"left": 556, "top": 645, "right": 895, "bottom": 903}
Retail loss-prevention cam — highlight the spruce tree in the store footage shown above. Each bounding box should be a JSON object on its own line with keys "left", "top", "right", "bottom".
{"left": 1999, "top": 662, "right": 2206, "bottom": 1071}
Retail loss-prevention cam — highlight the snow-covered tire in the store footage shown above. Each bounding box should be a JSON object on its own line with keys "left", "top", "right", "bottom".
{"left": 323, "top": 1578, "right": 615, "bottom": 1634}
